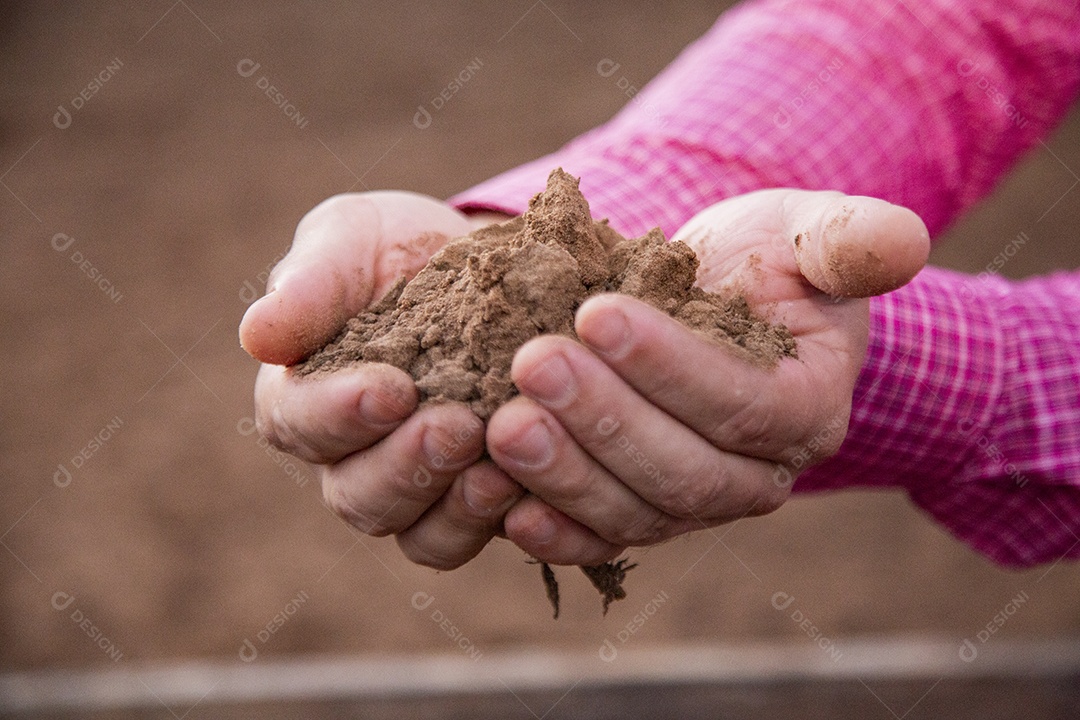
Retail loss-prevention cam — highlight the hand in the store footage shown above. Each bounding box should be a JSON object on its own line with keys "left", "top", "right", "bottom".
{"left": 485, "top": 189, "right": 929, "bottom": 565}
{"left": 240, "top": 193, "right": 523, "bottom": 570}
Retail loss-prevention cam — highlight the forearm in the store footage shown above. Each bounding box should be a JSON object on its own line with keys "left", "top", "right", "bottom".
{"left": 798, "top": 268, "right": 1080, "bottom": 565}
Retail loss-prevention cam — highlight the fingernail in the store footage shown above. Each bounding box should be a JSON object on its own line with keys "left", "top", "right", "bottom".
{"left": 421, "top": 425, "right": 453, "bottom": 467}
{"left": 463, "top": 480, "right": 508, "bottom": 516}
{"left": 360, "top": 388, "right": 406, "bottom": 426}
{"left": 501, "top": 421, "right": 553, "bottom": 468}
{"left": 519, "top": 354, "right": 576, "bottom": 407}
{"left": 583, "top": 304, "right": 630, "bottom": 357}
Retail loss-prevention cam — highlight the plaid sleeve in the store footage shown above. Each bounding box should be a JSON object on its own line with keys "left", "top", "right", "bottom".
{"left": 798, "top": 269, "right": 1080, "bottom": 566}
{"left": 451, "top": 0, "right": 1080, "bottom": 565}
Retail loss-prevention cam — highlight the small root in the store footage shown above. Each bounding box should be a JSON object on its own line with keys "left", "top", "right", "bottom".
{"left": 580, "top": 558, "right": 638, "bottom": 615}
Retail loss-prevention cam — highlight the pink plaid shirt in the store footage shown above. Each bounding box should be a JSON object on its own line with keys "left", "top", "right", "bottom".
{"left": 453, "top": 0, "right": 1080, "bottom": 566}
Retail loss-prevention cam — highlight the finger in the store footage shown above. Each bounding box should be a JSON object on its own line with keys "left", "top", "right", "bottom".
{"left": 673, "top": 189, "right": 929, "bottom": 299}
{"left": 322, "top": 403, "right": 485, "bottom": 536}
{"left": 788, "top": 193, "right": 929, "bottom": 297}
{"left": 254, "top": 362, "right": 417, "bottom": 464}
{"left": 489, "top": 396, "right": 694, "bottom": 544}
{"left": 505, "top": 337, "right": 790, "bottom": 521}
{"left": 395, "top": 461, "right": 525, "bottom": 570}
{"left": 503, "top": 495, "right": 625, "bottom": 567}
{"left": 239, "top": 193, "right": 470, "bottom": 365}
{"left": 575, "top": 294, "right": 846, "bottom": 458}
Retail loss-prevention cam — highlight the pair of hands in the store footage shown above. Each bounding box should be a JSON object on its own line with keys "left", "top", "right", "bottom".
{"left": 239, "top": 187, "right": 929, "bottom": 570}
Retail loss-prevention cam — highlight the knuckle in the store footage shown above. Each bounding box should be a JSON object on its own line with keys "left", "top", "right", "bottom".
{"left": 321, "top": 475, "right": 392, "bottom": 537}
{"left": 254, "top": 408, "right": 286, "bottom": 451}
{"left": 812, "top": 412, "right": 850, "bottom": 461}
{"left": 323, "top": 479, "right": 360, "bottom": 526}
{"left": 611, "top": 510, "right": 670, "bottom": 547}
{"left": 256, "top": 403, "right": 312, "bottom": 460}
{"left": 656, "top": 462, "right": 730, "bottom": 519}
{"left": 633, "top": 362, "right": 684, "bottom": 407}
{"left": 786, "top": 407, "right": 851, "bottom": 467}
{"left": 539, "top": 467, "right": 593, "bottom": 506}
{"left": 713, "top": 395, "right": 778, "bottom": 452}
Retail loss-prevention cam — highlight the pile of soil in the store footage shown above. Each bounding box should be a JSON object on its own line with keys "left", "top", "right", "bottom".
{"left": 297, "top": 168, "right": 797, "bottom": 615}
{"left": 298, "top": 169, "right": 795, "bottom": 412}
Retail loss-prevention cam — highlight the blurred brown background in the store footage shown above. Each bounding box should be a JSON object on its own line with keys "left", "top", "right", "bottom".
{"left": 2, "top": 0, "right": 1079, "bottom": 680}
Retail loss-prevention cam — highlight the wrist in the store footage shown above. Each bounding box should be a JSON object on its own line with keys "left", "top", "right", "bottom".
{"left": 793, "top": 267, "right": 1008, "bottom": 494}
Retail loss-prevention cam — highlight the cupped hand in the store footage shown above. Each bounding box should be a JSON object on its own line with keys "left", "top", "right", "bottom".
{"left": 240, "top": 193, "right": 523, "bottom": 570}
{"left": 485, "top": 189, "right": 930, "bottom": 565}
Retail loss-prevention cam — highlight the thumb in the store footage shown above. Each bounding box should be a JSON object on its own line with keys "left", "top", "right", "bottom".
{"left": 239, "top": 192, "right": 470, "bottom": 366}
{"left": 787, "top": 192, "right": 930, "bottom": 298}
